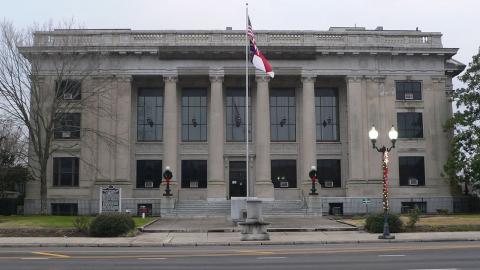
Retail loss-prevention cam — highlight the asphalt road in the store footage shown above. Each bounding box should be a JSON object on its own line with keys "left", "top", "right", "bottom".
{"left": 0, "top": 241, "right": 479, "bottom": 270}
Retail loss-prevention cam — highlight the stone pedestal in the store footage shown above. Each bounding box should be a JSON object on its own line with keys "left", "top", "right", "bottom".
{"left": 306, "top": 196, "right": 323, "bottom": 216}
{"left": 238, "top": 199, "right": 270, "bottom": 241}
{"left": 231, "top": 197, "right": 247, "bottom": 222}
{"left": 160, "top": 196, "right": 176, "bottom": 216}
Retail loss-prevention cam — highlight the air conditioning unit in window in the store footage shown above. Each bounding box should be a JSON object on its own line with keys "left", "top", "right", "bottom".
{"left": 144, "top": 181, "right": 154, "bottom": 188}
{"left": 63, "top": 93, "right": 74, "bottom": 100}
{"left": 61, "top": 131, "right": 71, "bottom": 138}
{"left": 408, "top": 178, "right": 419, "bottom": 186}
{"left": 280, "top": 181, "right": 289, "bottom": 188}
{"left": 404, "top": 93, "right": 414, "bottom": 100}
{"left": 190, "top": 181, "right": 199, "bottom": 188}
{"left": 324, "top": 180, "right": 334, "bottom": 188}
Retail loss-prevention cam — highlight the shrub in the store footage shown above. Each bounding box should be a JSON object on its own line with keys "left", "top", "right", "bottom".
{"left": 436, "top": 209, "right": 449, "bottom": 215}
{"left": 72, "top": 216, "right": 91, "bottom": 234}
{"left": 365, "top": 213, "right": 403, "bottom": 233}
{"left": 89, "top": 213, "right": 135, "bottom": 237}
{"left": 407, "top": 207, "right": 421, "bottom": 228}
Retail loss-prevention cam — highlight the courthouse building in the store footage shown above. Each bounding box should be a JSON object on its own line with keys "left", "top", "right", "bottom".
{"left": 22, "top": 26, "right": 465, "bottom": 215}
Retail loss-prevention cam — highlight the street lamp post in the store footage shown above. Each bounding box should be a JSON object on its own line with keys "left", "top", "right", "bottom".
{"left": 163, "top": 166, "right": 173, "bottom": 197}
{"left": 368, "top": 125, "right": 398, "bottom": 240}
{"left": 309, "top": 166, "right": 318, "bottom": 195}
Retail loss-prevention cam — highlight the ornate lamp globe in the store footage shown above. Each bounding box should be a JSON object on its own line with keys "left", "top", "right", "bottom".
{"left": 368, "top": 126, "right": 379, "bottom": 141}
{"left": 388, "top": 126, "right": 398, "bottom": 141}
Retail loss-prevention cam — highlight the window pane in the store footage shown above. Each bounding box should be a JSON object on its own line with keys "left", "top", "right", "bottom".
{"left": 53, "top": 157, "right": 79, "bottom": 187}
{"left": 399, "top": 156, "right": 425, "bottom": 186}
{"left": 182, "top": 88, "right": 207, "bottom": 141}
{"left": 181, "top": 160, "right": 207, "bottom": 188}
{"left": 397, "top": 112, "right": 423, "bottom": 138}
{"left": 271, "top": 160, "right": 297, "bottom": 188}
{"left": 396, "top": 81, "right": 422, "bottom": 100}
{"left": 317, "top": 159, "right": 341, "bottom": 187}
{"left": 270, "top": 89, "right": 296, "bottom": 142}
{"left": 226, "top": 88, "right": 252, "bottom": 142}
{"left": 136, "top": 160, "right": 162, "bottom": 188}
{"left": 315, "top": 88, "right": 339, "bottom": 141}
{"left": 137, "top": 88, "right": 163, "bottom": 141}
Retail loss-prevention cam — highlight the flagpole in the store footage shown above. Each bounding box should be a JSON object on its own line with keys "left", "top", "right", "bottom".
{"left": 245, "top": 2, "right": 249, "bottom": 198}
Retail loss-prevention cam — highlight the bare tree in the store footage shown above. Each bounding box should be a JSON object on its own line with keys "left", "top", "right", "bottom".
{"left": 0, "top": 21, "right": 120, "bottom": 214}
{"left": 0, "top": 118, "right": 30, "bottom": 198}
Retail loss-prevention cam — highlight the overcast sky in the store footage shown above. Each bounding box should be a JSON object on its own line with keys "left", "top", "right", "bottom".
{"left": 2, "top": 0, "right": 479, "bottom": 86}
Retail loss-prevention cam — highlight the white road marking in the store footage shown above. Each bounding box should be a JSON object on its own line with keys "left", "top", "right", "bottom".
{"left": 407, "top": 268, "right": 458, "bottom": 270}
{"left": 21, "top": 257, "right": 49, "bottom": 260}
{"left": 379, "top": 254, "right": 406, "bottom": 257}
{"left": 137, "top": 257, "right": 167, "bottom": 260}
{"left": 257, "top": 256, "right": 287, "bottom": 260}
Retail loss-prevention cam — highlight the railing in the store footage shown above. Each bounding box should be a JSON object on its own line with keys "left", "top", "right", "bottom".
{"left": 33, "top": 30, "right": 443, "bottom": 49}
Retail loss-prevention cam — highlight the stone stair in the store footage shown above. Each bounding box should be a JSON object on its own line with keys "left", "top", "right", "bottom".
{"left": 262, "top": 200, "right": 309, "bottom": 216}
{"left": 165, "top": 199, "right": 312, "bottom": 217}
{"left": 166, "top": 200, "right": 231, "bottom": 217}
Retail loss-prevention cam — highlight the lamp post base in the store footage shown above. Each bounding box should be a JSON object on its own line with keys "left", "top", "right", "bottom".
{"left": 378, "top": 234, "right": 395, "bottom": 240}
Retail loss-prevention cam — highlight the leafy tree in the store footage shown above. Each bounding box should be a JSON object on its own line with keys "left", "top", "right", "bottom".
{"left": 444, "top": 50, "right": 480, "bottom": 194}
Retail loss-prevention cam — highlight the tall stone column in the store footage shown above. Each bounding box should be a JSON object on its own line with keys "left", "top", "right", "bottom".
{"left": 346, "top": 76, "right": 367, "bottom": 195}
{"left": 114, "top": 76, "right": 133, "bottom": 192}
{"left": 163, "top": 75, "right": 179, "bottom": 192}
{"left": 207, "top": 74, "right": 226, "bottom": 200}
{"left": 301, "top": 75, "right": 317, "bottom": 191}
{"left": 114, "top": 77, "right": 132, "bottom": 175}
{"left": 255, "top": 75, "right": 274, "bottom": 200}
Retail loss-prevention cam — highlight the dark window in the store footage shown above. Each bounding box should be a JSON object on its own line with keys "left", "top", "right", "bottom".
{"left": 56, "top": 80, "right": 81, "bottom": 100}
{"left": 136, "top": 160, "right": 162, "bottom": 188}
{"left": 328, "top": 203, "right": 343, "bottom": 215}
{"left": 270, "top": 88, "right": 296, "bottom": 141}
{"left": 225, "top": 88, "right": 252, "bottom": 142}
{"left": 51, "top": 203, "right": 78, "bottom": 216}
{"left": 396, "top": 81, "right": 422, "bottom": 100}
{"left": 137, "top": 88, "right": 164, "bottom": 141}
{"left": 397, "top": 112, "right": 423, "bottom": 138}
{"left": 317, "top": 159, "right": 341, "bottom": 188}
{"left": 181, "top": 160, "right": 207, "bottom": 188}
{"left": 51, "top": 203, "right": 78, "bottom": 215}
{"left": 399, "top": 156, "right": 425, "bottom": 186}
{"left": 315, "top": 88, "right": 339, "bottom": 141}
{"left": 182, "top": 88, "right": 207, "bottom": 141}
{"left": 271, "top": 160, "right": 297, "bottom": 188}
{"left": 54, "top": 113, "right": 81, "bottom": 139}
{"left": 53, "top": 157, "right": 79, "bottom": 187}
{"left": 401, "top": 202, "right": 427, "bottom": 214}
{"left": 137, "top": 204, "right": 153, "bottom": 216}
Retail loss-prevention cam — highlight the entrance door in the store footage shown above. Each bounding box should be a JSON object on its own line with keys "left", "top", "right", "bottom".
{"left": 229, "top": 161, "right": 247, "bottom": 198}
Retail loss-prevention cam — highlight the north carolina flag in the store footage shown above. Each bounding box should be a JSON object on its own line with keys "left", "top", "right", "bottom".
{"left": 247, "top": 16, "right": 274, "bottom": 78}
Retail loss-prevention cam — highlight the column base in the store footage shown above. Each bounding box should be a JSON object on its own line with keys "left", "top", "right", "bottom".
{"left": 254, "top": 182, "right": 274, "bottom": 200}
{"left": 207, "top": 181, "right": 227, "bottom": 201}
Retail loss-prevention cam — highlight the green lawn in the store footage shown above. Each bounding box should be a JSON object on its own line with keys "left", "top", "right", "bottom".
{"left": 0, "top": 215, "right": 157, "bottom": 229}
{"left": 342, "top": 214, "right": 480, "bottom": 227}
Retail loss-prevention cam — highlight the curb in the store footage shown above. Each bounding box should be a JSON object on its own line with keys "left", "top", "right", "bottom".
{"left": 1, "top": 237, "right": 479, "bottom": 248}
{"left": 141, "top": 227, "right": 358, "bottom": 233}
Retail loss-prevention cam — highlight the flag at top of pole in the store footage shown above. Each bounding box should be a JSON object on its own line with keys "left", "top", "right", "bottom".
{"left": 247, "top": 16, "right": 274, "bottom": 78}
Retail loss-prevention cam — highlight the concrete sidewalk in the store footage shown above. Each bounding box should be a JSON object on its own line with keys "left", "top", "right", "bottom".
{"left": 1, "top": 231, "right": 480, "bottom": 247}
{"left": 142, "top": 217, "right": 357, "bottom": 232}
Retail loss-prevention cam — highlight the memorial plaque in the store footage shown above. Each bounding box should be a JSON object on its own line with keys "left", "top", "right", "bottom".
{"left": 100, "top": 185, "right": 121, "bottom": 213}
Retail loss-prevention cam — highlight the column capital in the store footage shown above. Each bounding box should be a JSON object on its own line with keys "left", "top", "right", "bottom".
{"left": 301, "top": 75, "right": 316, "bottom": 84}
{"left": 115, "top": 75, "right": 133, "bottom": 83}
{"left": 209, "top": 75, "right": 224, "bottom": 83}
{"left": 255, "top": 75, "right": 271, "bottom": 83}
{"left": 163, "top": 75, "right": 178, "bottom": 83}
{"left": 345, "top": 75, "right": 364, "bottom": 83}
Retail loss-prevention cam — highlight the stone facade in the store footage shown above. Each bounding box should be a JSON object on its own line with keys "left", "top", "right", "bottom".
{"left": 22, "top": 27, "right": 465, "bottom": 215}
